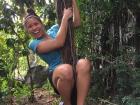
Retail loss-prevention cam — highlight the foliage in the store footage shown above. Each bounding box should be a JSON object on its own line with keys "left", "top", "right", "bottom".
{"left": 0, "top": 0, "right": 140, "bottom": 105}
{"left": 77, "top": 0, "right": 140, "bottom": 105}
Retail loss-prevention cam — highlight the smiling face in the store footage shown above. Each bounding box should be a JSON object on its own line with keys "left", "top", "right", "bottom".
{"left": 25, "top": 17, "right": 45, "bottom": 39}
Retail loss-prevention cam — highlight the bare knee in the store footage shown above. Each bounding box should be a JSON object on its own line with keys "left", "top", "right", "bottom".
{"left": 60, "top": 64, "right": 73, "bottom": 80}
{"left": 53, "top": 64, "right": 73, "bottom": 83}
{"left": 76, "top": 58, "right": 91, "bottom": 73}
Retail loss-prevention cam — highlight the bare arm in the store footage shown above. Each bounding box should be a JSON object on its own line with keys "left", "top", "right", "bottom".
{"left": 72, "top": 0, "right": 81, "bottom": 27}
{"left": 37, "top": 8, "right": 72, "bottom": 53}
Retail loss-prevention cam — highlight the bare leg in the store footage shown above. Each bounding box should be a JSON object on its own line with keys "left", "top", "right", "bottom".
{"left": 76, "top": 59, "right": 91, "bottom": 105}
{"left": 52, "top": 64, "right": 74, "bottom": 105}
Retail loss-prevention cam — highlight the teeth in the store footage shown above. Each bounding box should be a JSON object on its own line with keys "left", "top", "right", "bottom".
{"left": 33, "top": 31, "right": 39, "bottom": 34}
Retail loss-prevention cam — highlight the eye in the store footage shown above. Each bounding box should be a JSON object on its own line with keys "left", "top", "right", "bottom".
{"left": 27, "top": 25, "right": 32, "bottom": 29}
{"left": 34, "top": 22, "right": 39, "bottom": 26}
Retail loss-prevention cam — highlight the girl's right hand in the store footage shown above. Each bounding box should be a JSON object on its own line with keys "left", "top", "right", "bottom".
{"left": 63, "top": 8, "right": 73, "bottom": 20}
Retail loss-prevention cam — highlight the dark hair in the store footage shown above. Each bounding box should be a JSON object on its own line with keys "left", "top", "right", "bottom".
{"left": 26, "top": 8, "right": 38, "bottom": 18}
{"left": 24, "top": 8, "right": 42, "bottom": 25}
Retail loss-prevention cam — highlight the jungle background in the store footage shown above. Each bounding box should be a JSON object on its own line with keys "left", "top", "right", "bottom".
{"left": 0, "top": 0, "right": 140, "bottom": 105}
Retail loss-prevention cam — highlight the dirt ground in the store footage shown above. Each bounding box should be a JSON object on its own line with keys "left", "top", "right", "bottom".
{"left": 2, "top": 88, "right": 96, "bottom": 105}
{"left": 4, "top": 88, "right": 61, "bottom": 105}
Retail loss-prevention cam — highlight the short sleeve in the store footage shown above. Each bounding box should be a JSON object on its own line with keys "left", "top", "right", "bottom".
{"left": 47, "top": 24, "right": 59, "bottom": 39}
{"left": 28, "top": 39, "right": 42, "bottom": 53}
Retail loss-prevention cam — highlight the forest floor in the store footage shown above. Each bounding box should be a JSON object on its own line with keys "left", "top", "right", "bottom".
{"left": 2, "top": 87, "right": 96, "bottom": 105}
{"left": 4, "top": 88, "right": 61, "bottom": 105}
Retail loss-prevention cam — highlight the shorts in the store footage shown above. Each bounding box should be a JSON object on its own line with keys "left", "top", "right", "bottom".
{"left": 48, "top": 70, "right": 60, "bottom": 95}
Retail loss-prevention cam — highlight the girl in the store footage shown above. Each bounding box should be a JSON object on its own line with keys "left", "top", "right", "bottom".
{"left": 24, "top": 0, "right": 91, "bottom": 105}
